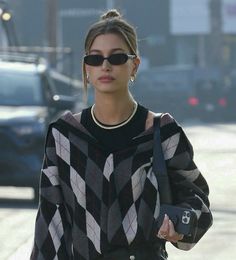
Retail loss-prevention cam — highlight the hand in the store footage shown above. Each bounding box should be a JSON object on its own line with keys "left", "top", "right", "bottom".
{"left": 157, "top": 214, "right": 184, "bottom": 243}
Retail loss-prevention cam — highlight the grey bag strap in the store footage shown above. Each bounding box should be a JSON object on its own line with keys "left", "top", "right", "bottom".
{"left": 153, "top": 114, "right": 172, "bottom": 204}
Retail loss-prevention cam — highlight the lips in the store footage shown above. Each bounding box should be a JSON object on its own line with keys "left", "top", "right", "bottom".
{"left": 98, "top": 75, "right": 115, "bottom": 82}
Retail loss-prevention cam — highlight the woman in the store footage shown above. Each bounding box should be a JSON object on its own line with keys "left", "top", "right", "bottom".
{"left": 31, "top": 9, "right": 212, "bottom": 260}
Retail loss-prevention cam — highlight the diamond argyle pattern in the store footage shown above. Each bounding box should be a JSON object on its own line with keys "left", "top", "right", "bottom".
{"left": 31, "top": 112, "right": 213, "bottom": 259}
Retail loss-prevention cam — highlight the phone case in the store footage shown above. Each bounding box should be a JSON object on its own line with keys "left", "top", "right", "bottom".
{"left": 156, "top": 204, "right": 197, "bottom": 236}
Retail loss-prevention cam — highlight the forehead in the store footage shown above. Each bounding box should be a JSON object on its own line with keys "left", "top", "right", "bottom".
{"left": 90, "top": 33, "right": 129, "bottom": 52}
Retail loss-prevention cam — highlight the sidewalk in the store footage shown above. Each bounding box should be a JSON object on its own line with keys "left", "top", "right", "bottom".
{"left": 8, "top": 238, "right": 32, "bottom": 260}
{"left": 166, "top": 208, "right": 236, "bottom": 259}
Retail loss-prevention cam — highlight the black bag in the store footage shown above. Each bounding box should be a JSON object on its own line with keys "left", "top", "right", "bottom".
{"left": 153, "top": 115, "right": 197, "bottom": 238}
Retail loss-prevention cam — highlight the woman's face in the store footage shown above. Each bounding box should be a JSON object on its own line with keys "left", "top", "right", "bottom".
{"left": 85, "top": 33, "right": 140, "bottom": 95}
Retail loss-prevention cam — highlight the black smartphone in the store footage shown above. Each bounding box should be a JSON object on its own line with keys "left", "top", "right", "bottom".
{"left": 156, "top": 204, "right": 197, "bottom": 237}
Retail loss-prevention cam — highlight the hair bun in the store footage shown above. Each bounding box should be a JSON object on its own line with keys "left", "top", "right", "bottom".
{"left": 101, "top": 9, "right": 122, "bottom": 20}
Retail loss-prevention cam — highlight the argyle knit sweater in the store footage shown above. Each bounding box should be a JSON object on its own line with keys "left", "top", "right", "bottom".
{"left": 31, "top": 111, "right": 213, "bottom": 260}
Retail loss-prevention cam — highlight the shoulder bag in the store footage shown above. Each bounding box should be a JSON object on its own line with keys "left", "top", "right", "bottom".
{"left": 153, "top": 115, "right": 197, "bottom": 237}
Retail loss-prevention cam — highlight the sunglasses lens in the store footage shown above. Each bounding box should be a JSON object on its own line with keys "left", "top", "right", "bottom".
{"left": 109, "top": 54, "right": 128, "bottom": 65}
{"left": 84, "top": 55, "right": 103, "bottom": 66}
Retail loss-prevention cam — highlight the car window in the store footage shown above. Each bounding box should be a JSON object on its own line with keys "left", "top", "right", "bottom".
{"left": 0, "top": 71, "right": 44, "bottom": 106}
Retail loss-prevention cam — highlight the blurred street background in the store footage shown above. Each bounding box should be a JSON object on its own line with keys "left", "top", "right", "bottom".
{"left": 1, "top": 0, "right": 236, "bottom": 121}
{"left": 0, "top": 0, "right": 236, "bottom": 259}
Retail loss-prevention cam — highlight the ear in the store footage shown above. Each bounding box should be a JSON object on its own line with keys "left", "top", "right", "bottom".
{"left": 132, "top": 56, "right": 140, "bottom": 75}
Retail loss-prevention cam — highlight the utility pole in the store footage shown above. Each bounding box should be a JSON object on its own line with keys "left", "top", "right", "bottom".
{"left": 46, "top": 0, "right": 57, "bottom": 67}
{"left": 209, "top": 0, "right": 222, "bottom": 67}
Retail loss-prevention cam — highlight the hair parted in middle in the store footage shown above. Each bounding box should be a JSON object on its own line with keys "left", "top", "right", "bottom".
{"left": 82, "top": 9, "right": 139, "bottom": 93}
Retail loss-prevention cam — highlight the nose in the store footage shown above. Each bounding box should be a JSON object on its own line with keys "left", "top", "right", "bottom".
{"left": 101, "top": 59, "right": 111, "bottom": 70}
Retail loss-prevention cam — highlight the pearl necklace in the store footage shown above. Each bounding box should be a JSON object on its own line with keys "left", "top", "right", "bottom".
{"left": 91, "top": 102, "right": 138, "bottom": 130}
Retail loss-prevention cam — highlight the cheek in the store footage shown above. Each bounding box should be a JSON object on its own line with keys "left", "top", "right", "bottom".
{"left": 86, "top": 64, "right": 133, "bottom": 84}
{"left": 122, "top": 67, "right": 133, "bottom": 82}
{"left": 114, "top": 69, "right": 130, "bottom": 85}
{"left": 118, "top": 64, "right": 133, "bottom": 78}
{"left": 121, "top": 71, "right": 132, "bottom": 82}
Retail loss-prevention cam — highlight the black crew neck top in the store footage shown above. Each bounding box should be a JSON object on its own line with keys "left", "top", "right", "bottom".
{"left": 81, "top": 104, "right": 148, "bottom": 152}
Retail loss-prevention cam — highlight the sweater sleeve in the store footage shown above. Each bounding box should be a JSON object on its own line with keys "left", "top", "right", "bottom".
{"left": 30, "top": 125, "right": 72, "bottom": 260}
{"left": 161, "top": 114, "right": 213, "bottom": 251}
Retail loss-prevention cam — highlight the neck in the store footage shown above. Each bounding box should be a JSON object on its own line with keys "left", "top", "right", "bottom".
{"left": 93, "top": 95, "right": 136, "bottom": 125}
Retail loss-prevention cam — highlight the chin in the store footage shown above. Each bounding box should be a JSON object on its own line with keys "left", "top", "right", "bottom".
{"left": 96, "top": 84, "right": 117, "bottom": 93}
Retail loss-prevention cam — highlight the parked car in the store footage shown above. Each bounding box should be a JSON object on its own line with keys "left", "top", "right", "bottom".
{"left": 192, "top": 67, "right": 229, "bottom": 121}
{"left": 0, "top": 54, "right": 76, "bottom": 202}
{"left": 193, "top": 79, "right": 227, "bottom": 121}
{"left": 132, "top": 66, "right": 229, "bottom": 122}
{"left": 131, "top": 65, "right": 197, "bottom": 122}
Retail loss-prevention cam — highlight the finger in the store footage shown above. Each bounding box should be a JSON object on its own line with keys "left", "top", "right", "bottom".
{"left": 168, "top": 219, "right": 178, "bottom": 242}
{"left": 157, "top": 214, "right": 169, "bottom": 239}
{"left": 168, "top": 219, "right": 175, "bottom": 237}
{"left": 162, "top": 214, "right": 169, "bottom": 229}
{"left": 159, "top": 214, "right": 169, "bottom": 232}
{"left": 168, "top": 220, "right": 184, "bottom": 242}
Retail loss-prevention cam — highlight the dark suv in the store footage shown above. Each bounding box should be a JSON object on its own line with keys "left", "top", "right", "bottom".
{"left": 0, "top": 54, "right": 76, "bottom": 201}
{"left": 131, "top": 65, "right": 196, "bottom": 122}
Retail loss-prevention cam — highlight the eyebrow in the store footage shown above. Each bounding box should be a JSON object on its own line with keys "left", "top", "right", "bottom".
{"left": 89, "top": 48, "right": 126, "bottom": 53}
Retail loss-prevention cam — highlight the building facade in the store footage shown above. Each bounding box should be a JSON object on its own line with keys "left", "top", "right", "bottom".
{"left": 6, "top": 0, "right": 236, "bottom": 77}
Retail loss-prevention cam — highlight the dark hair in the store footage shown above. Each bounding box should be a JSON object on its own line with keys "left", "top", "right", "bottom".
{"left": 82, "top": 9, "right": 139, "bottom": 92}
